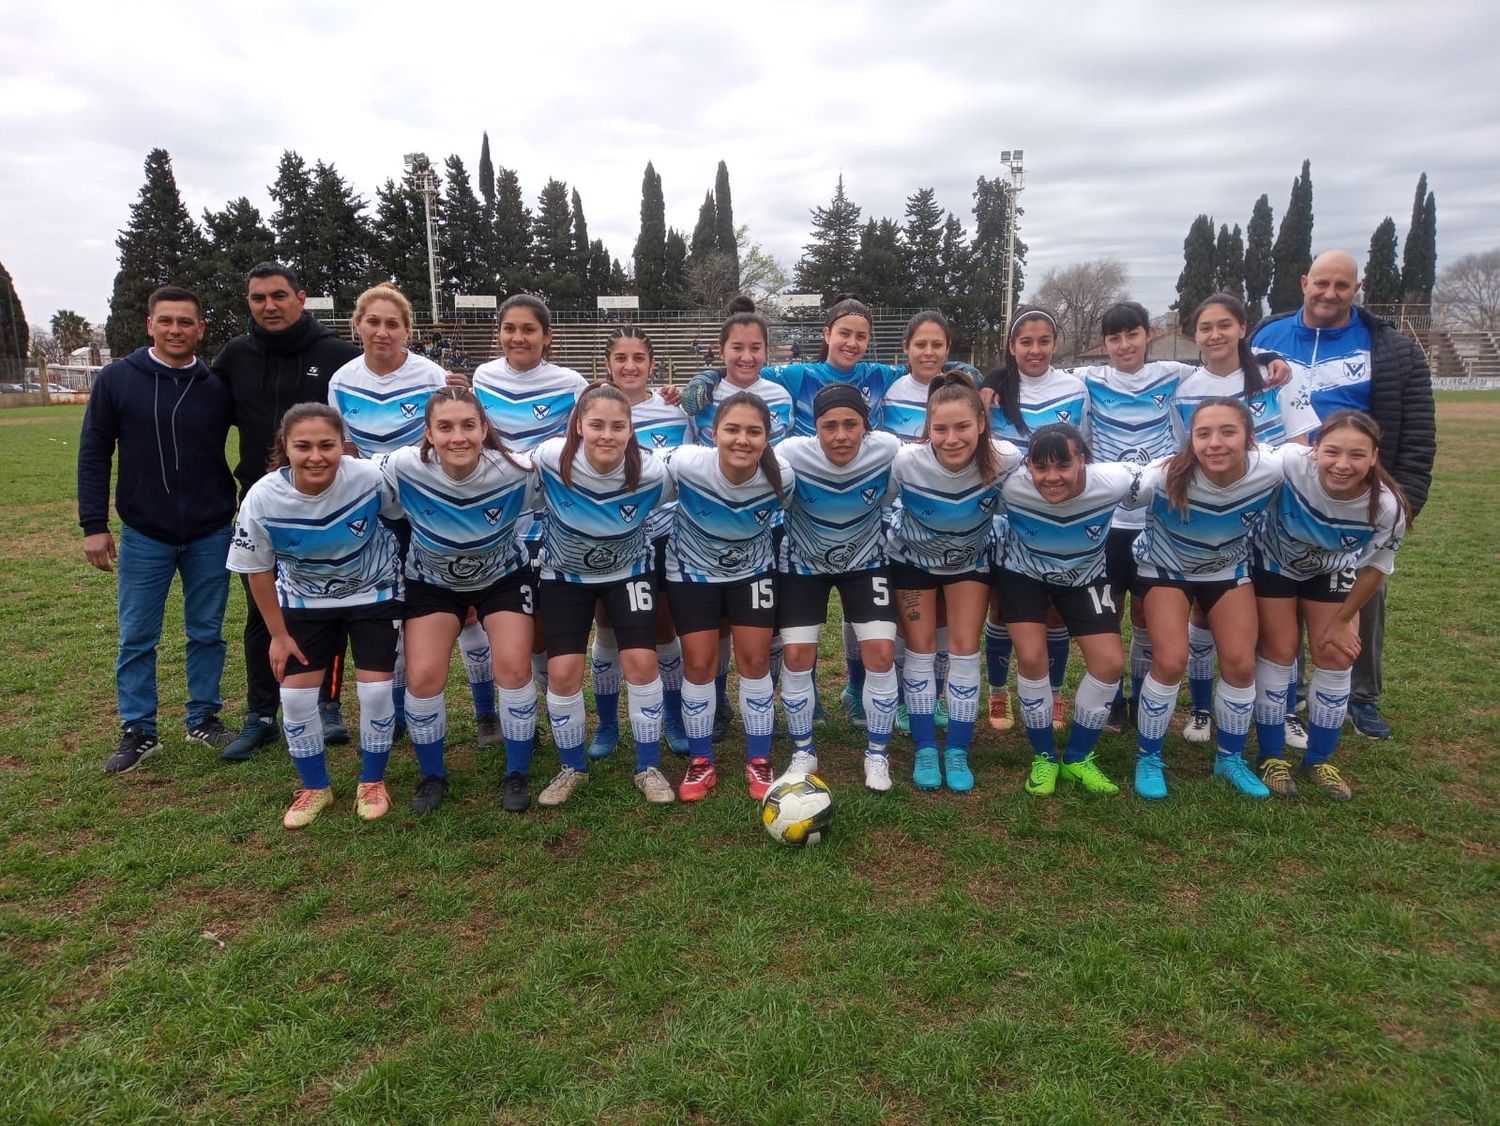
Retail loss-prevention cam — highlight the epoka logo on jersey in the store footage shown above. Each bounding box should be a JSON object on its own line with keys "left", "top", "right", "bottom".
{"left": 619, "top": 503, "right": 639, "bottom": 523}
{"left": 347, "top": 518, "right": 368, "bottom": 537}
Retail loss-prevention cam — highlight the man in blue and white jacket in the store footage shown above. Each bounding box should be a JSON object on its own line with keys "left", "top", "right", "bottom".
{"left": 1253, "top": 249, "right": 1435, "bottom": 739}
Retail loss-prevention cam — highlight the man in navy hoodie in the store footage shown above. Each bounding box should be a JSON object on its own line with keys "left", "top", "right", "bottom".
{"left": 78, "top": 286, "right": 238, "bottom": 774}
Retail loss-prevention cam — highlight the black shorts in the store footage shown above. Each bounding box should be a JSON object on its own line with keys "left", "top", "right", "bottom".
{"left": 1133, "top": 574, "right": 1250, "bottom": 616}
{"left": 283, "top": 602, "right": 402, "bottom": 676}
{"left": 777, "top": 568, "right": 896, "bottom": 632}
{"left": 890, "top": 562, "right": 989, "bottom": 591}
{"left": 1104, "top": 526, "right": 1141, "bottom": 602}
{"left": 1252, "top": 565, "right": 1357, "bottom": 604}
{"left": 540, "top": 575, "right": 659, "bottom": 656}
{"left": 995, "top": 568, "right": 1122, "bottom": 636}
{"left": 404, "top": 571, "right": 536, "bottom": 623}
{"left": 668, "top": 574, "right": 777, "bottom": 634}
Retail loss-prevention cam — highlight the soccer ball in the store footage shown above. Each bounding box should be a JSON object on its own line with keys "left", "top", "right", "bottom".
{"left": 760, "top": 772, "right": 834, "bottom": 847}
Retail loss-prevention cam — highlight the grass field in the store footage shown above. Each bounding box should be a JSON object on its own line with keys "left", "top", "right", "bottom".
{"left": 1, "top": 399, "right": 1495, "bottom": 1124}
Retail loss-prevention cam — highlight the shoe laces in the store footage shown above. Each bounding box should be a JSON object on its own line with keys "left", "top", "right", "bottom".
{"left": 1029, "top": 754, "right": 1054, "bottom": 777}
{"left": 685, "top": 757, "right": 714, "bottom": 784}
{"left": 1191, "top": 711, "right": 1211, "bottom": 728}
{"left": 747, "top": 760, "right": 773, "bottom": 785}
{"left": 1310, "top": 762, "right": 1344, "bottom": 786}
{"left": 1261, "top": 758, "right": 1292, "bottom": 781}
{"left": 289, "top": 788, "right": 324, "bottom": 811}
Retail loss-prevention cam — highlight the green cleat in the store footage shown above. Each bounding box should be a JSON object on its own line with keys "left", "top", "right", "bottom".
{"left": 1024, "top": 754, "right": 1060, "bottom": 796}
{"left": 1059, "top": 752, "right": 1119, "bottom": 795}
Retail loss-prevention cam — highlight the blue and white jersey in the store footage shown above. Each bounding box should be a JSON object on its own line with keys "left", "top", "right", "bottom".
{"left": 887, "top": 439, "right": 1023, "bottom": 576}
{"left": 327, "top": 352, "right": 445, "bottom": 457}
{"left": 662, "top": 444, "right": 794, "bottom": 583}
{"left": 470, "top": 358, "right": 588, "bottom": 452}
{"left": 628, "top": 390, "right": 695, "bottom": 541}
{"left": 1128, "top": 448, "right": 1287, "bottom": 582}
{"left": 693, "top": 375, "right": 793, "bottom": 447}
{"left": 533, "top": 437, "right": 673, "bottom": 586}
{"left": 987, "top": 368, "right": 1090, "bottom": 453}
{"left": 1254, "top": 445, "right": 1405, "bottom": 579}
{"left": 379, "top": 446, "right": 537, "bottom": 591}
{"left": 1252, "top": 313, "right": 1373, "bottom": 420}
{"left": 227, "top": 458, "right": 402, "bottom": 609}
{"left": 999, "top": 462, "right": 1146, "bottom": 586}
{"left": 777, "top": 432, "right": 901, "bottom": 576}
{"left": 1171, "top": 367, "right": 1319, "bottom": 448}
{"left": 878, "top": 373, "right": 937, "bottom": 442}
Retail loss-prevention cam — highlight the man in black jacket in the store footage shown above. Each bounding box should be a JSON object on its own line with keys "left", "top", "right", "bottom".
{"left": 78, "top": 286, "right": 238, "bottom": 774}
{"left": 1253, "top": 250, "right": 1437, "bottom": 739}
{"left": 212, "top": 263, "right": 361, "bottom": 760}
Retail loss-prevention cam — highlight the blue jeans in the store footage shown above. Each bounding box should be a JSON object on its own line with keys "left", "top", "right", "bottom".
{"left": 116, "top": 523, "right": 232, "bottom": 735}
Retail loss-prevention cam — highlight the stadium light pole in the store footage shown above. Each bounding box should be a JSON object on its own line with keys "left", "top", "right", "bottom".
{"left": 404, "top": 152, "right": 441, "bottom": 320}
{"left": 999, "top": 150, "right": 1025, "bottom": 334}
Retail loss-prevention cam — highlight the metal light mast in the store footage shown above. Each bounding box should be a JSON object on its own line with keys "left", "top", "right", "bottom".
{"left": 999, "top": 150, "right": 1025, "bottom": 333}
{"left": 404, "top": 153, "right": 441, "bottom": 319}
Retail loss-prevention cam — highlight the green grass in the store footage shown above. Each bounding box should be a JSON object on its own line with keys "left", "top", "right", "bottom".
{"left": 2, "top": 400, "right": 1496, "bottom": 1123}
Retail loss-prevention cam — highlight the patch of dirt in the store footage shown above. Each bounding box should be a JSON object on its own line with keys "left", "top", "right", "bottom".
{"left": 852, "top": 824, "right": 948, "bottom": 904}
{"left": 541, "top": 826, "right": 590, "bottom": 860}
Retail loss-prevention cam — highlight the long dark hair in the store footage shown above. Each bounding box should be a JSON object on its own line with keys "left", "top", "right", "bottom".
{"left": 923, "top": 374, "right": 1001, "bottom": 485}
{"left": 268, "top": 402, "right": 345, "bottom": 471}
{"left": 714, "top": 390, "right": 785, "bottom": 499}
{"left": 818, "top": 293, "right": 872, "bottom": 363}
{"left": 419, "top": 386, "right": 524, "bottom": 469}
{"left": 1163, "top": 397, "right": 1256, "bottom": 518}
{"left": 986, "top": 305, "right": 1059, "bottom": 436}
{"left": 719, "top": 294, "right": 769, "bottom": 350}
{"left": 1315, "top": 409, "right": 1414, "bottom": 527}
{"left": 559, "top": 382, "right": 641, "bottom": 489}
{"left": 1192, "top": 293, "right": 1264, "bottom": 397}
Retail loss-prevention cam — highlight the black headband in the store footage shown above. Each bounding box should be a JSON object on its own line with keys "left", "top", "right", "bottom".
{"left": 813, "top": 382, "right": 870, "bottom": 424}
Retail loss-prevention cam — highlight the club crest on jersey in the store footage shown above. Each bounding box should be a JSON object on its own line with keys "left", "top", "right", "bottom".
{"left": 1340, "top": 533, "right": 1361, "bottom": 550}
{"left": 1241, "top": 511, "right": 1260, "bottom": 527}
{"left": 1056, "top": 409, "right": 1072, "bottom": 422}
{"left": 1085, "top": 523, "right": 1105, "bottom": 541}
{"left": 347, "top": 518, "right": 368, "bottom": 538}
{"left": 532, "top": 403, "right": 551, "bottom": 420}
{"left": 619, "top": 503, "right": 639, "bottom": 523}
{"left": 1250, "top": 400, "right": 1267, "bottom": 417}
{"left": 754, "top": 509, "right": 771, "bottom": 525}
{"left": 1344, "top": 360, "right": 1366, "bottom": 381}
{"left": 401, "top": 402, "right": 419, "bottom": 418}
{"left": 484, "top": 506, "right": 503, "bottom": 525}
{"left": 1151, "top": 393, "right": 1168, "bottom": 406}
{"left": 860, "top": 485, "right": 879, "bottom": 504}
{"left": 651, "top": 432, "right": 669, "bottom": 447}
{"left": 979, "top": 496, "right": 996, "bottom": 513}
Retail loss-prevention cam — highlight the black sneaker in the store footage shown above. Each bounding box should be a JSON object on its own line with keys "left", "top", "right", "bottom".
{"left": 502, "top": 770, "right": 531, "bottom": 813}
{"left": 712, "top": 699, "right": 733, "bottom": 743}
{"left": 221, "top": 712, "right": 280, "bottom": 762}
{"left": 186, "top": 716, "right": 235, "bottom": 751}
{"left": 320, "top": 700, "right": 350, "bottom": 746}
{"left": 476, "top": 712, "right": 502, "bottom": 748}
{"left": 410, "top": 774, "right": 448, "bottom": 815}
{"left": 1106, "top": 697, "right": 1130, "bottom": 735}
{"left": 105, "top": 726, "right": 160, "bottom": 775}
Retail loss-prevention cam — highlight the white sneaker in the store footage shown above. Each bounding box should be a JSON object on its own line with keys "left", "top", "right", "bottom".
{"left": 634, "top": 766, "right": 675, "bottom": 805}
{"left": 788, "top": 750, "right": 819, "bottom": 776}
{"left": 537, "top": 766, "right": 587, "bottom": 807}
{"left": 863, "top": 752, "right": 892, "bottom": 793}
{"left": 1283, "top": 713, "right": 1309, "bottom": 750}
{"left": 1182, "top": 709, "right": 1213, "bottom": 744}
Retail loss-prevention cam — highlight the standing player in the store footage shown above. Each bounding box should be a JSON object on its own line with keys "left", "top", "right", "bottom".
{"left": 1251, "top": 411, "right": 1409, "bottom": 799}
{"left": 227, "top": 404, "right": 404, "bottom": 828}
{"left": 379, "top": 389, "right": 540, "bottom": 814}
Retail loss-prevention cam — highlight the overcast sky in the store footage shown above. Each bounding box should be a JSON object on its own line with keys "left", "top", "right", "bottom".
{"left": 4, "top": 0, "right": 1498, "bottom": 331}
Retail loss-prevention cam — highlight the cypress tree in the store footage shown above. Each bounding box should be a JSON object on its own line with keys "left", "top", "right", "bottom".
{"left": 493, "top": 167, "right": 532, "bottom": 293}
{"left": 1174, "top": 214, "right": 1217, "bottom": 335}
{"left": 1363, "top": 217, "right": 1402, "bottom": 306}
{"left": 1214, "top": 223, "right": 1245, "bottom": 302}
{"left": 478, "top": 133, "right": 495, "bottom": 217}
{"left": 1401, "top": 175, "right": 1437, "bottom": 303}
{"left": 903, "top": 187, "right": 946, "bottom": 307}
{"left": 0, "top": 258, "right": 27, "bottom": 382}
{"left": 690, "top": 191, "right": 718, "bottom": 264}
{"left": 107, "top": 148, "right": 204, "bottom": 357}
{"left": 570, "top": 188, "right": 594, "bottom": 290}
{"left": 663, "top": 228, "right": 688, "bottom": 308}
{"left": 633, "top": 162, "right": 667, "bottom": 309}
{"left": 795, "top": 175, "right": 863, "bottom": 301}
{"left": 714, "top": 161, "right": 739, "bottom": 287}
{"left": 1244, "top": 193, "right": 1275, "bottom": 326}
{"left": 1269, "top": 159, "right": 1314, "bottom": 313}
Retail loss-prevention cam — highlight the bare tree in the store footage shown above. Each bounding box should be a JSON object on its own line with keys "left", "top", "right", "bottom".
{"left": 736, "top": 225, "right": 790, "bottom": 304}
{"left": 1032, "top": 258, "right": 1130, "bottom": 361}
{"left": 1434, "top": 250, "right": 1500, "bottom": 332}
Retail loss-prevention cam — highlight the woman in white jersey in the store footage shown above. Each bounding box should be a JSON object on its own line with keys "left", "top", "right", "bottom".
{"left": 226, "top": 404, "right": 403, "bottom": 829}
{"left": 888, "top": 375, "right": 1022, "bottom": 793}
{"left": 379, "top": 388, "right": 540, "bottom": 815}
{"left": 1250, "top": 410, "right": 1409, "bottom": 800}
{"left": 531, "top": 383, "right": 676, "bottom": 808}
{"left": 588, "top": 326, "right": 694, "bottom": 760}
{"left": 1128, "top": 397, "right": 1289, "bottom": 802}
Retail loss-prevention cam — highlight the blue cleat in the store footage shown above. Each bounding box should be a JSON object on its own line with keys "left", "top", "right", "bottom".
{"left": 1134, "top": 753, "right": 1168, "bottom": 800}
{"left": 912, "top": 745, "right": 942, "bottom": 791}
{"left": 586, "top": 723, "right": 619, "bottom": 761}
{"left": 839, "top": 685, "right": 867, "bottom": 728}
{"left": 1214, "top": 753, "right": 1270, "bottom": 798}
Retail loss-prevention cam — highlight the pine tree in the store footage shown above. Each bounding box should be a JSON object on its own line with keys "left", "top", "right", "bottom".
{"left": 267, "top": 150, "right": 318, "bottom": 284}
{"left": 607, "top": 257, "right": 630, "bottom": 294}
{"left": 440, "top": 155, "right": 488, "bottom": 296}
{"left": 492, "top": 167, "right": 532, "bottom": 293}
{"left": 531, "top": 179, "right": 577, "bottom": 306}
{"left": 939, "top": 214, "right": 975, "bottom": 351}
{"left": 903, "top": 188, "right": 946, "bottom": 307}
{"left": 795, "top": 175, "right": 863, "bottom": 301}
{"left": 1269, "top": 159, "right": 1314, "bottom": 314}
{"left": 663, "top": 228, "right": 688, "bottom": 308}
{"left": 1401, "top": 173, "right": 1437, "bottom": 303}
{"left": 107, "top": 148, "right": 205, "bottom": 357}
{"left": 196, "top": 197, "right": 275, "bottom": 355}
{"left": 587, "top": 237, "right": 612, "bottom": 301}
{"left": 852, "top": 218, "right": 908, "bottom": 308}
{"left": 1214, "top": 223, "right": 1245, "bottom": 302}
{"left": 690, "top": 191, "right": 718, "bottom": 265}
{"left": 969, "top": 175, "right": 1027, "bottom": 361}
{"left": 305, "top": 161, "right": 373, "bottom": 307}
{"left": 633, "top": 162, "right": 668, "bottom": 309}
{"left": 1363, "top": 218, "right": 1402, "bottom": 306}
{"left": 714, "top": 160, "right": 739, "bottom": 287}
{"left": 1174, "top": 214, "right": 1218, "bottom": 335}
{"left": 371, "top": 171, "right": 431, "bottom": 313}
{"left": 1244, "top": 193, "right": 1275, "bottom": 326}
{"left": 0, "top": 257, "right": 27, "bottom": 381}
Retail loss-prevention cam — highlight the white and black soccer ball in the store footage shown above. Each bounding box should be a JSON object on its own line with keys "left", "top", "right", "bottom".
{"left": 760, "top": 772, "right": 834, "bottom": 848}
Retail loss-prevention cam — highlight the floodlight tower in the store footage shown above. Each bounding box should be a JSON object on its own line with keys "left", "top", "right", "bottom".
{"left": 404, "top": 152, "right": 441, "bottom": 319}
{"left": 999, "top": 150, "right": 1025, "bottom": 333}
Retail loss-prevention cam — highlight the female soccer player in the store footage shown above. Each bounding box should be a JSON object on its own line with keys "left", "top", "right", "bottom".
{"left": 589, "top": 327, "right": 693, "bottom": 760}
{"left": 531, "top": 383, "right": 676, "bottom": 807}
{"left": 379, "top": 388, "right": 540, "bottom": 815}
{"left": 888, "top": 375, "right": 1022, "bottom": 792}
{"left": 227, "top": 404, "right": 403, "bottom": 828}
{"left": 776, "top": 384, "right": 903, "bottom": 791}
{"left": 980, "top": 307, "right": 1090, "bottom": 734}
{"left": 1128, "top": 397, "right": 1288, "bottom": 800}
{"left": 1250, "top": 410, "right": 1409, "bottom": 799}
{"left": 995, "top": 424, "right": 1146, "bottom": 797}
{"left": 662, "top": 392, "right": 794, "bottom": 802}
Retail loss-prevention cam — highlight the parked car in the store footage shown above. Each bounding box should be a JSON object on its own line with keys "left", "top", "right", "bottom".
{"left": 1, "top": 383, "right": 25, "bottom": 393}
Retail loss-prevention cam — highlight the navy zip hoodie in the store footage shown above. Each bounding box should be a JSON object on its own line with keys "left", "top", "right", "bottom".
{"left": 77, "top": 347, "right": 236, "bottom": 545}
